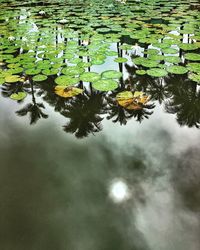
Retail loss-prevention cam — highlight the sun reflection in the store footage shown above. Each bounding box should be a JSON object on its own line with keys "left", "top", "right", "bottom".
{"left": 109, "top": 179, "right": 130, "bottom": 203}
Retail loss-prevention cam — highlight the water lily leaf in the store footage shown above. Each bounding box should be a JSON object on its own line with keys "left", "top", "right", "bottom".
{"left": 62, "top": 66, "right": 84, "bottom": 76}
{"left": 93, "top": 79, "right": 118, "bottom": 91}
{"left": 116, "top": 91, "right": 134, "bottom": 100}
{"left": 106, "top": 50, "right": 118, "bottom": 56}
{"left": 10, "top": 92, "right": 27, "bottom": 101}
{"left": 187, "top": 63, "right": 200, "bottom": 74}
{"left": 141, "top": 60, "right": 159, "bottom": 68}
{"left": 32, "top": 74, "right": 48, "bottom": 82}
{"left": 185, "top": 53, "right": 200, "bottom": 61}
{"left": 180, "top": 43, "right": 198, "bottom": 51}
{"left": 188, "top": 73, "right": 200, "bottom": 83}
{"left": 101, "top": 70, "right": 122, "bottom": 79}
{"left": 147, "top": 68, "right": 168, "bottom": 77}
{"left": 0, "top": 78, "right": 5, "bottom": 85}
{"left": 5, "top": 75, "right": 21, "bottom": 83}
{"left": 55, "top": 86, "right": 83, "bottom": 98}
{"left": 116, "top": 91, "right": 149, "bottom": 110}
{"left": 167, "top": 65, "right": 188, "bottom": 74}
{"left": 114, "top": 57, "right": 128, "bottom": 63}
{"left": 42, "top": 68, "right": 59, "bottom": 76}
{"left": 80, "top": 72, "right": 101, "bottom": 82}
{"left": 136, "top": 70, "right": 146, "bottom": 75}
{"left": 9, "top": 67, "right": 23, "bottom": 74}
{"left": 25, "top": 68, "right": 41, "bottom": 75}
{"left": 164, "top": 56, "right": 181, "bottom": 63}
{"left": 162, "top": 48, "right": 178, "bottom": 54}
{"left": 91, "top": 59, "right": 105, "bottom": 65}
{"left": 55, "top": 76, "right": 79, "bottom": 86}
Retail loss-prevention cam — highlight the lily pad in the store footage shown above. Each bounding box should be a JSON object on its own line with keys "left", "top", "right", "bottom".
{"left": 55, "top": 75, "right": 79, "bottom": 86}
{"left": 180, "top": 43, "right": 198, "bottom": 51}
{"left": 62, "top": 66, "right": 84, "bottom": 76}
{"left": 187, "top": 63, "right": 200, "bottom": 74}
{"left": 93, "top": 79, "right": 118, "bottom": 91}
{"left": 32, "top": 74, "right": 48, "bottom": 82}
{"left": 116, "top": 91, "right": 149, "bottom": 110}
{"left": 55, "top": 86, "right": 83, "bottom": 98}
{"left": 185, "top": 53, "right": 200, "bottom": 61}
{"left": 5, "top": 75, "right": 21, "bottom": 83}
{"left": 162, "top": 48, "right": 178, "bottom": 54}
{"left": 42, "top": 69, "right": 59, "bottom": 76}
{"left": 136, "top": 70, "right": 146, "bottom": 75}
{"left": 188, "top": 73, "right": 200, "bottom": 83}
{"left": 164, "top": 56, "right": 181, "bottom": 63}
{"left": 80, "top": 72, "right": 101, "bottom": 82}
{"left": 25, "top": 68, "right": 41, "bottom": 75}
{"left": 0, "top": 78, "right": 5, "bottom": 85}
{"left": 147, "top": 68, "right": 168, "bottom": 77}
{"left": 167, "top": 65, "right": 188, "bottom": 74}
{"left": 114, "top": 57, "right": 128, "bottom": 63}
{"left": 10, "top": 92, "right": 27, "bottom": 101}
{"left": 101, "top": 70, "right": 122, "bottom": 79}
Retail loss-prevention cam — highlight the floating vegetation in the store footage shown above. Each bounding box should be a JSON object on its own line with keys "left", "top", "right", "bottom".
{"left": 0, "top": 0, "right": 200, "bottom": 134}
{"left": 167, "top": 65, "right": 188, "bottom": 74}
{"left": 80, "top": 72, "right": 101, "bottom": 82}
{"left": 55, "top": 76, "right": 79, "bottom": 86}
{"left": 10, "top": 92, "right": 27, "bottom": 101}
{"left": 147, "top": 68, "right": 168, "bottom": 77}
{"left": 32, "top": 74, "right": 48, "bottom": 82}
{"left": 116, "top": 91, "right": 150, "bottom": 110}
{"left": 55, "top": 86, "right": 83, "bottom": 98}
{"left": 93, "top": 79, "right": 118, "bottom": 91}
{"left": 101, "top": 70, "right": 122, "bottom": 79}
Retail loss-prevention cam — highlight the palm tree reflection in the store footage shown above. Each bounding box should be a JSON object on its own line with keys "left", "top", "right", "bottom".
{"left": 62, "top": 90, "right": 106, "bottom": 138}
{"left": 16, "top": 80, "right": 48, "bottom": 124}
{"left": 165, "top": 75, "right": 200, "bottom": 128}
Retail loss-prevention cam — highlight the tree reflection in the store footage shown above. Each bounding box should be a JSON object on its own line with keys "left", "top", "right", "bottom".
{"left": 16, "top": 80, "right": 48, "bottom": 124}
{"left": 62, "top": 89, "right": 106, "bottom": 138}
{"left": 165, "top": 75, "right": 200, "bottom": 128}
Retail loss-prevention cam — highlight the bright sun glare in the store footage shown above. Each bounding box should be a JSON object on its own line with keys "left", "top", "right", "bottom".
{"left": 109, "top": 179, "right": 130, "bottom": 203}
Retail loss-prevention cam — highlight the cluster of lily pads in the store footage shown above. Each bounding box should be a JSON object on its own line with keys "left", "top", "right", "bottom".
{"left": 0, "top": 0, "right": 200, "bottom": 103}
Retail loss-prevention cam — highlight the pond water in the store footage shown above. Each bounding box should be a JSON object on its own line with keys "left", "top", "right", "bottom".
{"left": 0, "top": 0, "right": 200, "bottom": 249}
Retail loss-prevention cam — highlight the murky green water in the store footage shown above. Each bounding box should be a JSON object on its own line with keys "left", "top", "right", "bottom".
{"left": 0, "top": 0, "right": 200, "bottom": 249}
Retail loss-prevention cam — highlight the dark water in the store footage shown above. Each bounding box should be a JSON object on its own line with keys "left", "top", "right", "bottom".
{"left": 0, "top": 0, "right": 200, "bottom": 249}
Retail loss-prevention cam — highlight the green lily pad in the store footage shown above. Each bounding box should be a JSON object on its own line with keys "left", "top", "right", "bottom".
{"left": 42, "top": 69, "right": 59, "bottom": 76}
{"left": 5, "top": 75, "right": 21, "bottom": 83}
{"left": 147, "top": 68, "right": 168, "bottom": 77}
{"left": 136, "top": 70, "right": 146, "bottom": 75}
{"left": 93, "top": 79, "right": 118, "bottom": 91}
{"left": 55, "top": 75, "right": 79, "bottom": 86}
{"left": 62, "top": 66, "right": 84, "bottom": 76}
{"left": 185, "top": 53, "right": 200, "bottom": 61}
{"left": 32, "top": 74, "right": 48, "bottom": 82}
{"left": 164, "top": 56, "right": 181, "bottom": 63}
{"left": 167, "top": 65, "right": 188, "bottom": 74}
{"left": 25, "top": 68, "right": 41, "bottom": 75}
{"left": 80, "top": 72, "right": 101, "bottom": 82}
{"left": 180, "top": 43, "right": 198, "bottom": 51}
{"left": 141, "top": 60, "right": 159, "bottom": 68}
{"left": 114, "top": 57, "right": 128, "bottom": 63}
{"left": 91, "top": 59, "right": 105, "bottom": 65}
{"left": 162, "top": 48, "right": 178, "bottom": 54}
{"left": 188, "top": 73, "right": 200, "bottom": 83}
{"left": 0, "top": 78, "right": 5, "bottom": 85}
{"left": 101, "top": 70, "right": 122, "bottom": 79}
{"left": 187, "top": 63, "right": 200, "bottom": 74}
{"left": 10, "top": 92, "right": 27, "bottom": 101}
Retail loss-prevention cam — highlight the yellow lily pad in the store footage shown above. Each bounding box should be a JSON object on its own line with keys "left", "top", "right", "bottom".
{"left": 55, "top": 86, "right": 83, "bottom": 98}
